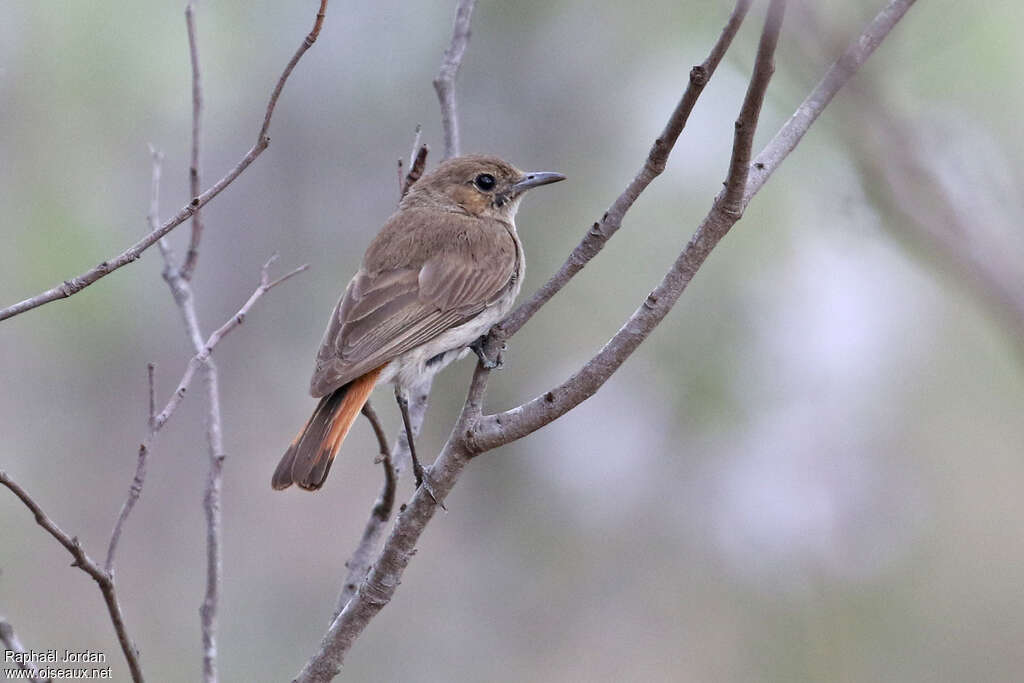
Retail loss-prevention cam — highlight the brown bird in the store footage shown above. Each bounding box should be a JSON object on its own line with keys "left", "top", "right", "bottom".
{"left": 272, "top": 155, "right": 565, "bottom": 491}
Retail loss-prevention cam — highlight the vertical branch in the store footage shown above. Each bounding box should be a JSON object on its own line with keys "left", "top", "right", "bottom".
{"left": 197, "top": 352, "right": 225, "bottom": 683}
{"left": 180, "top": 0, "right": 205, "bottom": 281}
{"left": 720, "top": 0, "right": 786, "bottom": 216}
{"left": 176, "top": 10, "right": 223, "bottom": 675}
{"left": 433, "top": 0, "right": 477, "bottom": 160}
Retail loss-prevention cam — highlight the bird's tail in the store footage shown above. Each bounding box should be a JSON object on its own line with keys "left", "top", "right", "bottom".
{"left": 272, "top": 367, "right": 383, "bottom": 491}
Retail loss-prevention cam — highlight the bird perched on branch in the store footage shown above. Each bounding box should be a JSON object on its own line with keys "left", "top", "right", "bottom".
{"left": 272, "top": 155, "right": 565, "bottom": 492}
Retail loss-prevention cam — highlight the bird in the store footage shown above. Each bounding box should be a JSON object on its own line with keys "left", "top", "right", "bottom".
{"left": 272, "top": 154, "right": 565, "bottom": 492}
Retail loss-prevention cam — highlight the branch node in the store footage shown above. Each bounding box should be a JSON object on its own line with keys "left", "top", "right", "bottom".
{"left": 690, "top": 65, "right": 708, "bottom": 86}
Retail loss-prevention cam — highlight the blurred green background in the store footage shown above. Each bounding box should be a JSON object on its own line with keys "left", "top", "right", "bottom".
{"left": 3, "top": 1, "right": 1023, "bottom": 681}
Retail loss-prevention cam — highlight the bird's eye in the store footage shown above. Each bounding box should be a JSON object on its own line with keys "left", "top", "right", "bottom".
{"left": 474, "top": 173, "right": 496, "bottom": 191}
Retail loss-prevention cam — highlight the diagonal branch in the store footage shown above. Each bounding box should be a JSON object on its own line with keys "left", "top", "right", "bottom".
{"left": 0, "top": 0, "right": 329, "bottom": 323}
{"left": 333, "top": 400, "right": 397, "bottom": 621}
{"left": 0, "top": 472, "right": 145, "bottom": 682}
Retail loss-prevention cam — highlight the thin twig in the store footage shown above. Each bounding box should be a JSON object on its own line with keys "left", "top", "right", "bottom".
{"left": 180, "top": 0, "right": 205, "bottom": 281}
{"left": 147, "top": 363, "right": 157, "bottom": 427}
{"left": 408, "top": 123, "right": 422, "bottom": 169}
{"left": 0, "top": 473, "right": 144, "bottom": 682}
{"left": 0, "top": 618, "right": 51, "bottom": 682}
{"left": 497, "top": 0, "right": 754, "bottom": 340}
{"left": 433, "top": 0, "right": 476, "bottom": 159}
{"left": 106, "top": 146, "right": 167, "bottom": 576}
{"left": 0, "top": 0, "right": 329, "bottom": 322}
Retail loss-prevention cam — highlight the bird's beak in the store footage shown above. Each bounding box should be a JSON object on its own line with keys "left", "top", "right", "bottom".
{"left": 511, "top": 171, "right": 566, "bottom": 195}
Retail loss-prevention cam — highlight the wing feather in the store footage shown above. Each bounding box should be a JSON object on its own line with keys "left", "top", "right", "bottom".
{"left": 309, "top": 211, "right": 518, "bottom": 397}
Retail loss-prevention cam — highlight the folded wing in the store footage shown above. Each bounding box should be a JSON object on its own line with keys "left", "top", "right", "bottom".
{"left": 310, "top": 213, "right": 518, "bottom": 397}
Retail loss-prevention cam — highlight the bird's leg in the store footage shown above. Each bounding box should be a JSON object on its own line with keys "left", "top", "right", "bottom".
{"left": 394, "top": 385, "right": 443, "bottom": 507}
{"left": 470, "top": 333, "right": 505, "bottom": 370}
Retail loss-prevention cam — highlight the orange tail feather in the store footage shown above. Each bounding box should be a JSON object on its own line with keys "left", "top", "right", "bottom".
{"left": 272, "top": 367, "right": 383, "bottom": 491}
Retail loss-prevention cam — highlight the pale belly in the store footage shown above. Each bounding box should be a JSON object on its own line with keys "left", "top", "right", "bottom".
{"left": 378, "top": 275, "right": 522, "bottom": 391}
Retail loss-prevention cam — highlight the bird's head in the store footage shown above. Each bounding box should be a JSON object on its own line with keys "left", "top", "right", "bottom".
{"left": 402, "top": 154, "right": 565, "bottom": 222}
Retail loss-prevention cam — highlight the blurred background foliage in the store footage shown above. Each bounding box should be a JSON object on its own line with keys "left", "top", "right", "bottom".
{"left": 2, "top": 1, "right": 1023, "bottom": 681}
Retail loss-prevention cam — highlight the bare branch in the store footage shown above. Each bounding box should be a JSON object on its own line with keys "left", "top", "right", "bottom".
{"left": 333, "top": 401, "right": 397, "bottom": 620}
{"left": 294, "top": 442, "right": 468, "bottom": 682}
{"left": 497, "top": 0, "right": 754, "bottom": 340}
{"left": 433, "top": 0, "right": 477, "bottom": 159}
{"left": 0, "top": 0, "right": 329, "bottom": 323}
{"left": 180, "top": 0, "right": 205, "bottom": 281}
{"left": 0, "top": 472, "right": 144, "bottom": 682}
{"left": 362, "top": 401, "right": 397, "bottom": 520}
{"left": 198, "top": 354, "right": 224, "bottom": 683}
{"left": 0, "top": 618, "right": 51, "bottom": 682}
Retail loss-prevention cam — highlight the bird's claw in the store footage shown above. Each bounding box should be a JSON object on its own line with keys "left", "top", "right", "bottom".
{"left": 470, "top": 335, "right": 504, "bottom": 370}
{"left": 413, "top": 462, "right": 446, "bottom": 511}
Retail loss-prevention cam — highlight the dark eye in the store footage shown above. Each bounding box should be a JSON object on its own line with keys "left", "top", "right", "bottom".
{"left": 474, "top": 173, "right": 496, "bottom": 191}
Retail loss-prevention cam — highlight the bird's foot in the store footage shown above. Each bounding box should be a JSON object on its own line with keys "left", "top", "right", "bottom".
{"left": 470, "top": 334, "right": 505, "bottom": 370}
{"left": 413, "top": 461, "right": 446, "bottom": 511}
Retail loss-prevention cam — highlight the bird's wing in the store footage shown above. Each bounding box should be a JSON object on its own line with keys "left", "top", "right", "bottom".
{"left": 309, "top": 217, "right": 518, "bottom": 397}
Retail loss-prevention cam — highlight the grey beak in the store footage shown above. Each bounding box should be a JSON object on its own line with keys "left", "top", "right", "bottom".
{"left": 511, "top": 171, "right": 566, "bottom": 194}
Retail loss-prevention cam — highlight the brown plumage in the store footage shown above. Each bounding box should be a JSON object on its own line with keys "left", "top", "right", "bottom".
{"left": 274, "top": 155, "right": 565, "bottom": 492}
